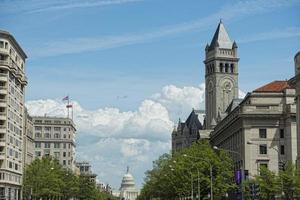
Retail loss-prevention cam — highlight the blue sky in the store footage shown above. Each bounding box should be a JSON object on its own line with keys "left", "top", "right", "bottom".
{"left": 1, "top": 0, "right": 299, "bottom": 110}
{"left": 1, "top": 0, "right": 300, "bottom": 189}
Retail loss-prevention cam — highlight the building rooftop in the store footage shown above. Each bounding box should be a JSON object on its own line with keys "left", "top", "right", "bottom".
{"left": 209, "top": 20, "right": 233, "bottom": 50}
{"left": 0, "top": 30, "right": 27, "bottom": 59}
{"left": 253, "top": 80, "right": 291, "bottom": 93}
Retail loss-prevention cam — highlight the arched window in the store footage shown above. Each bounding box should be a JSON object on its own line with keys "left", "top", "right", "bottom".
{"left": 219, "top": 63, "right": 224, "bottom": 73}
{"left": 230, "top": 64, "right": 234, "bottom": 73}
{"left": 225, "top": 63, "right": 229, "bottom": 73}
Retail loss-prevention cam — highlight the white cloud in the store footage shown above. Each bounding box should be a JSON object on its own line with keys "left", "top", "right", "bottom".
{"left": 152, "top": 83, "right": 205, "bottom": 121}
{"left": 26, "top": 83, "right": 245, "bottom": 189}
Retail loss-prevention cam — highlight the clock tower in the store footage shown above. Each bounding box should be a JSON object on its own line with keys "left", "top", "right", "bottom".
{"left": 204, "top": 21, "right": 239, "bottom": 129}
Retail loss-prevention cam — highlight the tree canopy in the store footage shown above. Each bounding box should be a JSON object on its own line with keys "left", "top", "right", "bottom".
{"left": 23, "top": 157, "right": 115, "bottom": 200}
{"left": 137, "top": 141, "right": 236, "bottom": 200}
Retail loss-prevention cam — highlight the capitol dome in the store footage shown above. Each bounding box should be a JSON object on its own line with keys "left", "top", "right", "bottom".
{"left": 120, "top": 171, "right": 136, "bottom": 188}
{"left": 119, "top": 167, "right": 139, "bottom": 200}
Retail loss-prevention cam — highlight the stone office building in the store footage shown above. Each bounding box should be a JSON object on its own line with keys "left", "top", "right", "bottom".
{"left": 33, "top": 116, "right": 76, "bottom": 171}
{"left": 171, "top": 21, "right": 299, "bottom": 179}
{"left": 23, "top": 109, "right": 34, "bottom": 167}
{"left": 289, "top": 51, "right": 300, "bottom": 166}
{"left": 0, "top": 30, "right": 27, "bottom": 200}
{"left": 210, "top": 81, "right": 297, "bottom": 176}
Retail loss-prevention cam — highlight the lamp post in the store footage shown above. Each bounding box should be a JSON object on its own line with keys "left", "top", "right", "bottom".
{"left": 213, "top": 146, "right": 244, "bottom": 200}
{"left": 247, "top": 140, "right": 285, "bottom": 199}
{"left": 183, "top": 154, "right": 212, "bottom": 200}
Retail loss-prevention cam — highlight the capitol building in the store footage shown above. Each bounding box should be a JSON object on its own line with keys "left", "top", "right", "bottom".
{"left": 119, "top": 167, "right": 139, "bottom": 200}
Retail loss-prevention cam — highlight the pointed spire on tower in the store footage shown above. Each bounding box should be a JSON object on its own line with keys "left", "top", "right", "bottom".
{"left": 126, "top": 166, "right": 129, "bottom": 173}
{"left": 209, "top": 20, "right": 233, "bottom": 50}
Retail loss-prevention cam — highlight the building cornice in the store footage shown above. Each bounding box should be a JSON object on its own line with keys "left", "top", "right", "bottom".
{"left": 0, "top": 30, "right": 27, "bottom": 59}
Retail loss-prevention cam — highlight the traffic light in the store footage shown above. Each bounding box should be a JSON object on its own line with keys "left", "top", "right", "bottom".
{"left": 250, "top": 183, "right": 260, "bottom": 198}
{"left": 279, "top": 161, "right": 286, "bottom": 171}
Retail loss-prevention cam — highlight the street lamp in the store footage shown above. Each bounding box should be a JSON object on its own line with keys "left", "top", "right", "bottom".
{"left": 213, "top": 146, "right": 244, "bottom": 200}
{"left": 183, "top": 154, "right": 213, "bottom": 200}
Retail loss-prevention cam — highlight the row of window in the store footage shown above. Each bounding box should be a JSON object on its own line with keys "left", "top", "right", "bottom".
{"left": 35, "top": 142, "right": 72, "bottom": 149}
{"left": 9, "top": 73, "right": 24, "bottom": 96}
{"left": 7, "top": 134, "right": 21, "bottom": 148}
{"left": 259, "top": 128, "right": 284, "bottom": 139}
{"left": 0, "top": 172, "right": 21, "bottom": 184}
{"left": 35, "top": 132, "right": 72, "bottom": 139}
{"left": 259, "top": 144, "right": 285, "bottom": 155}
{"left": 8, "top": 108, "right": 22, "bottom": 125}
{"left": 8, "top": 121, "right": 22, "bottom": 136}
{"left": 34, "top": 151, "right": 73, "bottom": 166}
{"left": 34, "top": 120, "right": 71, "bottom": 125}
{"left": 7, "top": 161, "right": 20, "bottom": 171}
{"left": 35, "top": 126, "right": 71, "bottom": 132}
{"left": 206, "top": 63, "right": 235, "bottom": 74}
{"left": 7, "top": 147, "right": 21, "bottom": 160}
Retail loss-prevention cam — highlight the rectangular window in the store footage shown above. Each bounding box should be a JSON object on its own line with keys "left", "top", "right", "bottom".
{"left": 259, "top": 129, "right": 267, "bottom": 138}
{"left": 260, "top": 163, "right": 268, "bottom": 170}
{"left": 44, "top": 142, "right": 51, "bottom": 148}
{"left": 63, "top": 152, "right": 66, "bottom": 157}
{"left": 280, "top": 129, "right": 284, "bottom": 138}
{"left": 45, "top": 133, "right": 51, "bottom": 138}
{"left": 9, "top": 162, "right": 12, "bottom": 169}
{"left": 280, "top": 145, "right": 285, "bottom": 155}
{"left": 35, "top": 151, "right": 41, "bottom": 157}
{"left": 259, "top": 144, "right": 267, "bottom": 155}
{"left": 35, "top": 142, "right": 41, "bottom": 148}
{"left": 63, "top": 160, "right": 66, "bottom": 165}
{"left": 54, "top": 143, "right": 60, "bottom": 148}
{"left": 63, "top": 143, "right": 66, "bottom": 149}
{"left": 45, "top": 126, "right": 51, "bottom": 131}
{"left": 54, "top": 127, "right": 61, "bottom": 131}
{"left": 54, "top": 152, "right": 60, "bottom": 158}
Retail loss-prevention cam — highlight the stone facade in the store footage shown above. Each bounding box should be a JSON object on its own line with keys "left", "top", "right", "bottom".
{"left": 172, "top": 110, "right": 205, "bottom": 152}
{"left": 204, "top": 21, "right": 239, "bottom": 129}
{"left": 76, "top": 161, "right": 97, "bottom": 185}
{"left": 23, "top": 109, "right": 34, "bottom": 167}
{"left": 210, "top": 81, "right": 297, "bottom": 177}
{"left": 289, "top": 51, "right": 300, "bottom": 166}
{"left": 0, "top": 30, "right": 27, "bottom": 200}
{"left": 33, "top": 116, "right": 76, "bottom": 171}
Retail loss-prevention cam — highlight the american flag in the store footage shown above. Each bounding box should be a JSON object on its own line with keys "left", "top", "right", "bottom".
{"left": 62, "top": 96, "right": 69, "bottom": 101}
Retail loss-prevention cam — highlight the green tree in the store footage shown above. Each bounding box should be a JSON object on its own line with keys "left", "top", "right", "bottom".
{"left": 23, "top": 157, "right": 109, "bottom": 200}
{"left": 255, "top": 166, "right": 280, "bottom": 200}
{"left": 279, "top": 162, "right": 300, "bottom": 199}
{"left": 23, "top": 157, "right": 65, "bottom": 199}
{"left": 138, "top": 141, "right": 236, "bottom": 200}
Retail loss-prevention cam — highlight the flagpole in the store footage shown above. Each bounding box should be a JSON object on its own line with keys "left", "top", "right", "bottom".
{"left": 67, "top": 96, "right": 70, "bottom": 119}
{"left": 71, "top": 103, "right": 74, "bottom": 120}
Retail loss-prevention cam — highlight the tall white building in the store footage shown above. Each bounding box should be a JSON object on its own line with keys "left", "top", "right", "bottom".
{"left": 32, "top": 116, "right": 76, "bottom": 171}
{"left": 0, "top": 30, "right": 27, "bottom": 200}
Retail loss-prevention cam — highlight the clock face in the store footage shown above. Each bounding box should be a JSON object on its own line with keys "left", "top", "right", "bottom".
{"left": 223, "top": 81, "right": 232, "bottom": 90}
